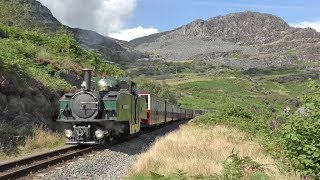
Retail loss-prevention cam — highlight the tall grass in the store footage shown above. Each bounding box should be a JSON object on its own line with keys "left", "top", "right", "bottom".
{"left": 129, "top": 124, "right": 299, "bottom": 179}
{"left": 0, "top": 125, "right": 65, "bottom": 161}
{"left": 21, "top": 125, "right": 65, "bottom": 152}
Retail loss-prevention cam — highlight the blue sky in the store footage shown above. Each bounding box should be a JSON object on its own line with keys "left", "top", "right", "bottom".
{"left": 129, "top": 0, "right": 320, "bottom": 32}
{"left": 38, "top": 0, "right": 320, "bottom": 41}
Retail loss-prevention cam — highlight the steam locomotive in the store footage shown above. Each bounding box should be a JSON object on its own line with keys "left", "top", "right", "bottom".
{"left": 57, "top": 69, "right": 203, "bottom": 144}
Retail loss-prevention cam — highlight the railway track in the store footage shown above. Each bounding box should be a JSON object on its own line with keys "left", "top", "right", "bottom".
{"left": 0, "top": 120, "right": 184, "bottom": 179}
{"left": 0, "top": 145, "right": 100, "bottom": 180}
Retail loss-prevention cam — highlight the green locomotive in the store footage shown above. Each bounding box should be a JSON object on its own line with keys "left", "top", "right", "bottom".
{"left": 58, "top": 69, "right": 147, "bottom": 144}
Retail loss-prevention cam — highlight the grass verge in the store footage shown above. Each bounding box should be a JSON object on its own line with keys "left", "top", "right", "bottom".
{"left": 128, "top": 123, "right": 299, "bottom": 179}
{"left": 0, "top": 125, "right": 65, "bottom": 161}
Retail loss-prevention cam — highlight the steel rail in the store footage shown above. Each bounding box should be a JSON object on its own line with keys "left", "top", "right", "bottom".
{"left": 0, "top": 146, "right": 78, "bottom": 173}
{"left": 0, "top": 146, "right": 99, "bottom": 180}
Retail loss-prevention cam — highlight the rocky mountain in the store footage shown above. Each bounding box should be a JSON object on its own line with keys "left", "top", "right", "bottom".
{"left": 4, "top": 1, "right": 320, "bottom": 69}
{"left": 19, "top": 0, "right": 148, "bottom": 64}
{"left": 128, "top": 12, "right": 320, "bottom": 69}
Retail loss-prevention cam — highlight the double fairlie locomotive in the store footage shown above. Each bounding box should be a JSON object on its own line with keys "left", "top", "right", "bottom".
{"left": 57, "top": 69, "right": 204, "bottom": 144}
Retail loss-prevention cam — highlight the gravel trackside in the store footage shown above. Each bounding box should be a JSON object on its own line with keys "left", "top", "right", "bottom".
{"left": 36, "top": 120, "right": 187, "bottom": 180}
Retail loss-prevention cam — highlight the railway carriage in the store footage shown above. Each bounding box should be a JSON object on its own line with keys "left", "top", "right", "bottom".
{"left": 173, "top": 105, "right": 179, "bottom": 121}
{"left": 138, "top": 92, "right": 166, "bottom": 126}
{"left": 137, "top": 92, "right": 193, "bottom": 126}
{"left": 186, "top": 109, "right": 193, "bottom": 119}
{"left": 165, "top": 102, "right": 174, "bottom": 122}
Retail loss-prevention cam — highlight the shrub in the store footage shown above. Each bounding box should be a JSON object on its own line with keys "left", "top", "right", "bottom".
{"left": 0, "top": 124, "right": 20, "bottom": 155}
{"left": 223, "top": 105, "right": 253, "bottom": 120}
{"left": 281, "top": 81, "right": 320, "bottom": 178}
{"left": 222, "top": 152, "right": 268, "bottom": 180}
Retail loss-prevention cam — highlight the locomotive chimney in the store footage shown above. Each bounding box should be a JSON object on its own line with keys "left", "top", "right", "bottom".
{"left": 82, "top": 69, "right": 93, "bottom": 91}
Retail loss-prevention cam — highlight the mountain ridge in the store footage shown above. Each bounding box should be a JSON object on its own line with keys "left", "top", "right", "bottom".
{"left": 128, "top": 11, "right": 320, "bottom": 69}
{"left": 7, "top": 1, "right": 320, "bottom": 69}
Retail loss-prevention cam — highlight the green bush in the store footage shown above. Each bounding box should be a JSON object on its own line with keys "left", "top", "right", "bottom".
{"left": 223, "top": 105, "right": 253, "bottom": 120}
{"left": 222, "top": 152, "right": 269, "bottom": 180}
{"left": 281, "top": 81, "right": 320, "bottom": 178}
{"left": 0, "top": 124, "right": 20, "bottom": 155}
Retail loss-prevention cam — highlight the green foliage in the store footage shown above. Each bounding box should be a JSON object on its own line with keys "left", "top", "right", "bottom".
{"left": 281, "top": 81, "right": 320, "bottom": 178}
{"left": 223, "top": 105, "right": 253, "bottom": 120}
{"left": 247, "top": 173, "right": 272, "bottom": 180}
{"left": 128, "top": 60, "right": 217, "bottom": 77}
{"left": 174, "top": 73, "right": 320, "bottom": 178}
{"left": 129, "top": 170, "right": 219, "bottom": 180}
{"left": 177, "top": 78, "right": 279, "bottom": 146}
{"left": 222, "top": 151, "right": 268, "bottom": 180}
{"left": 0, "top": 23, "right": 124, "bottom": 93}
{"left": 47, "top": 29, "right": 76, "bottom": 54}
{"left": 0, "top": 0, "right": 33, "bottom": 28}
{"left": 175, "top": 77, "right": 270, "bottom": 111}
{"left": 135, "top": 78, "right": 177, "bottom": 104}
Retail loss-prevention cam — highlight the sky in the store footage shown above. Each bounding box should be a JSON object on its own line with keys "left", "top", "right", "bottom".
{"left": 37, "top": 0, "right": 320, "bottom": 41}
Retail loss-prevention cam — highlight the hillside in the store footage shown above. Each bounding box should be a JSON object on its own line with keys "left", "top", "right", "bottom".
{"left": 0, "top": 0, "right": 148, "bottom": 64}
{"left": 128, "top": 11, "right": 320, "bottom": 69}
{"left": 158, "top": 71, "right": 319, "bottom": 178}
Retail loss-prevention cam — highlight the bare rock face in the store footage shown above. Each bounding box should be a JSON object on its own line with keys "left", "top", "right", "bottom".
{"left": 0, "top": 74, "right": 59, "bottom": 135}
{"left": 205, "top": 11, "right": 291, "bottom": 45}
{"left": 0, "top": 93, "right": 6, "bottom": 110}
{"left": 128, "top": 11, "right": 320, "bottom": 69}
{"left": 159, "top": 12, "right": 290, "bottom": 44}
{"left": 22, "top": 0, "right": 60, "bottom": 24}
{"left": 0, "top": 75, "right": 18, "bottom": 95}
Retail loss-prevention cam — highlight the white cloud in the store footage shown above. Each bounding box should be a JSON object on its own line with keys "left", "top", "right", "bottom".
{"left": 290, "top": 21, "right": 320, "bottom": 32}
{"left": 37, "top": 0, "right": 138, "bottom": 35}
{"left": 108, "top": 26, "right": 159, "bottom": 41}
